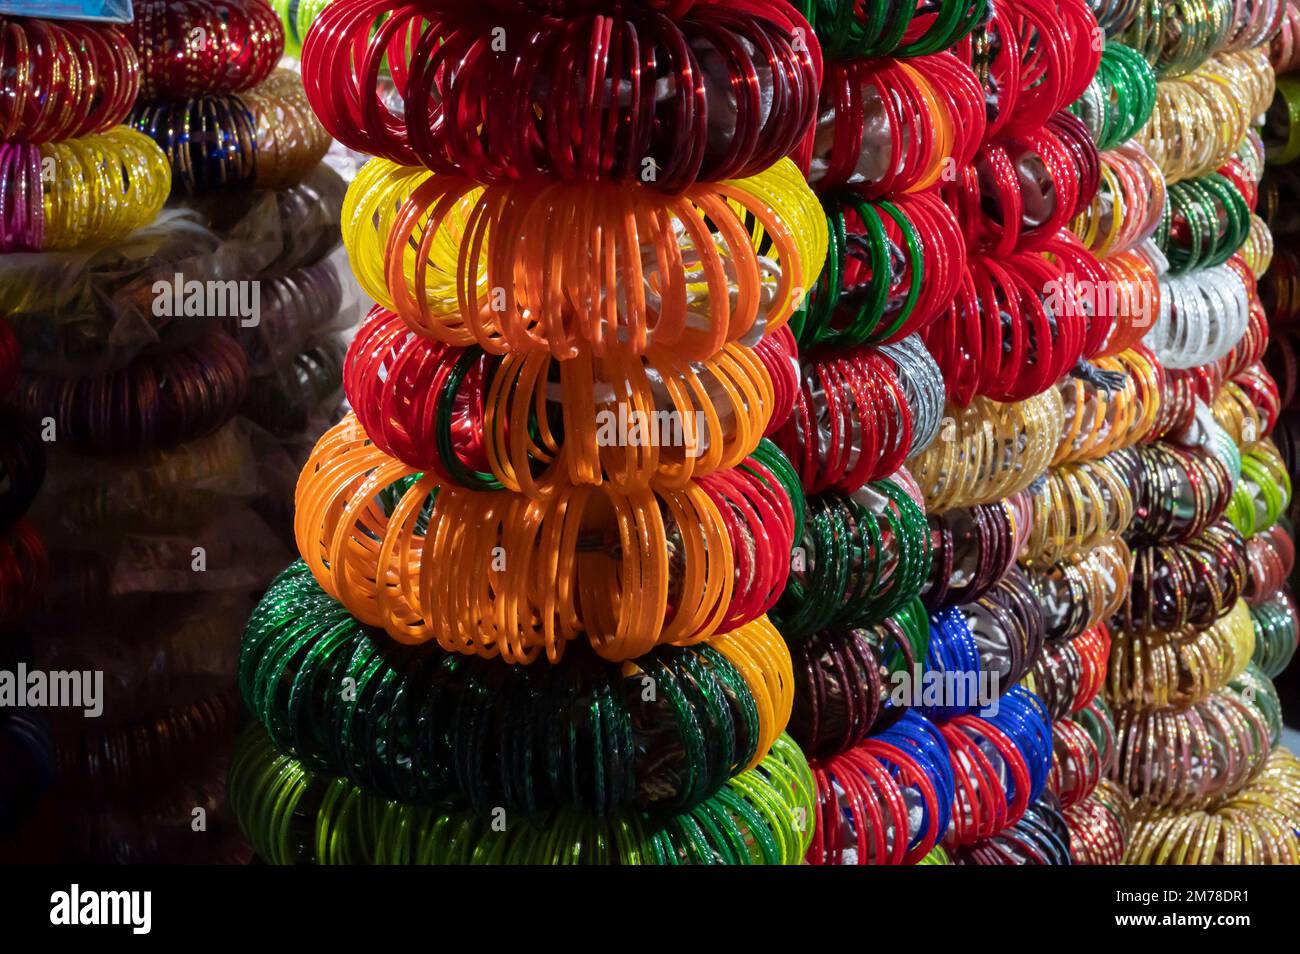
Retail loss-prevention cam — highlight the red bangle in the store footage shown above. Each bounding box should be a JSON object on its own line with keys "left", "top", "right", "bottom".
{"left": 127, "top": 0, "right": 282, "bottom": 101}
{"left": 0, "top": 518, "right": 47, "bottom": 629}
{"left": 303, "top": 0, "right": 820, "bottom": 190}
{"left": 0, "top": 17, "right": 141, "bottom": 142}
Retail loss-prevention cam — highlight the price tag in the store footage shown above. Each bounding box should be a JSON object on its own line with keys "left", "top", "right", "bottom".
{"left": 0, "top": 1, "right": 133, "bottom": 23}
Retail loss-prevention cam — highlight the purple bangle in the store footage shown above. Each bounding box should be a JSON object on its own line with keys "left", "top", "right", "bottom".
{"left": 0, "top": 143, "right": 44, "bottom": 253}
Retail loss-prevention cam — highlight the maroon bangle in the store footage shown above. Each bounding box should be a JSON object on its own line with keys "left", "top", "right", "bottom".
{"left": 0, "top": 518, "right": 47, "bottom": 628}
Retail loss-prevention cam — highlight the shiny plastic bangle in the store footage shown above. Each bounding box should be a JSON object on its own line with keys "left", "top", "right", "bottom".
{"left": 1030, "top": 624, "right": 1111, "bottom": 718}
{"left": 921, "top": 495, "right": 1025, "bottom": 609}
{"left": 242, "top": 561, "right": 794, "bottom": 814}
{"left": 794, "top": 190, "right": 965, "bottom": 349}
{"left": 304, "top": 0, "right": 820, "bottom": 191}
{"left": 1029, "top": 537, "right": 1131, "bottom": 643}
{"left": 774, "top": 478, "right": 931, "bottom": 640}
{"left": 1054, "top": 347, "right": 1165, "bottom": 464}
{"left": 786, "top": 601, "right": 929, "bottom": 757}
{"left": 1108, "top": 598, "right": 1256, "bottom": 711}
{"left": 345, "top": 305, "right": 795, "bottom": 497}
{"left": 1155, "top": 172, "right": 1253, "bottom": 276}
{"left": 1127, "top": 442, "right": 1235, "bottom": 544}
{"left": 16, "top": 330, "right": 250, "bottom": 456}
{"left": 805, "top": 53, "right": 985, "bottom": 196}
{"left": 806, "top": 710, "right": 955, "bottom": 865}
{"left": 1119, "top": 519, "right": 1247, "bottom": 633}
{"left": 1250, "top": 590, "right": 1299, "bottom": 677}
{"left": 1069, "top": 42, "right": 1157, "bottom": 151}
{"left": 344, "top": 156, "right": 827, "bottom": 361}
{"left": 0, "top": 519, "right": 46, "bottom": 628}
{"left": 1124, "top": 748, "right": 1300, "bottom": 864}
{"left": 1070, "top": 142, "right": 1167, "bottom": 257}
{"left": 1064, "top": 776, "right": 1133, "bottom": 865}
{"left": 127, "top": 0, "right": 284, "bottom": 100}
{"left": 1147, "top": 259, "right": 1252, "bottom": 369}
{"left": 230, "top": 726, "right": 816, "bottom": 864}
{"left": 1245, "top": 524, "right": 1295, "bottom": 605}
{"left": 1112, "top": 672, "right": 1279, "bottom": 812}
{"left": 942, "top": 685, "right": 1052, "bottom": 847}
{"left": 1271, "top": 0, "right": 1300, "bottom": 73}
{"left": 959, "top": 566, "right": 1046, "bottom": 691}
{"left": 131, "top": 70, "right": 330, "bottom": 195}
{"left": 1025, "top": 453, "right": 1139, "bottom": 575}
{"left": 0, "top": 17, "right": 141, "bottom": 142}
{"left": 0, "top": 405, "right": 44, "bottom": 528}
{"left": 297, "top": 413, "right": 797, "bottom": 662}
{"left": 1227, "top": 439, "right": 1291, "bottom": 537}
{"left": 909, "top": 389, "right": 1065, "bottom": 512}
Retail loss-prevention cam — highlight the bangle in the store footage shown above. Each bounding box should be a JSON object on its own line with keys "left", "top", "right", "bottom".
{"left": 0, "top": 129, "right": 171, "bottom": 255}
{"left": 126, "top": 0, "right": 284, "bottom": 100}
{"left": 798, "top": 0, "right": 989, "bottom": 59}
{"left": 1023, "top": 454, "right": 1137, "bottom": 567}
{"left": 1244, "top": 523, "right": 1294, "bottom": 605}
{"left": 1064, "top": 776, "right": 1133, "bottom": 865}
{"left": 0, "top": 405, "right": 44, "bottom": 528}
{"left": 806, "top": 709, "right": 955, "bottom": 865}
{"left": 1029, "top": 624, "right": 1111, "bottom": 718}
{"left": 1272, "top": 0, "right": 1300, "bottom": 73}
{"left": 242, "top": 561, "right": 794, "bottom": 814}
{"left": 795, "top": 191, "right": 965, "bottom": 349}
{"left": 344, "top": 156, "right": 827, "bottom": 361}
{"left": 0, "top": 17, "right": 141, "bottom": 142}
{"left": 131, "top": 69, "right": 330, "bottom": 195}
{"left": 1250, "top": 590, "right": 1299, "bottom": 677}
{"left": 0, "top": 519, "right": 46, "bottom": 629}
{"left": 0, "top": 319, "right": 16, "bottom": 398}
{"left": 1029, "top": 538, "right": 1132, "bottom": 643}
{"left": 1147, "top": 260, "right": 1253, "bottom": 369}
{"left": 1069, "top": 42, "right": 1157, "bottom": 151}
{"left": 773, "top": 478, "right": 931, "bottom": 639}
{"left": 230, "top": 726, "right": 816, "bottom": 865}
{"left": 304, "top": 0, "right": 820, "bottom": 190}
{"left": 1054, "top": 347, "right": 1165, "bottom": 464}
{"left": 1125, "top": 748, "right": 1300, "bottom": 864}
{"left": 1050, "top": 715, "right": 1103, "bottom": 810}
{"left": 909, "top": 389, "right": 1065, "bottom": 512}
{"left": 57, "top": 690, "right": 240, "bottom": 798}
{"left": 952, "top": 795, "right": 1074, "bottom": 864}
{"left": 959, "top": 566, "right": 1045, "bottom": 691}
{"left": 806, "top": 53, "right": 985, "bottom": 196}
{"left": 272, "top": 0, "right": 332, "bottom": 57}
{"left": 1070, "top": 142, "right": 1167, "bottom": 257}
{"left": 1119, "top": 519, "right": 1247, "bottom": 633}
{"left": 1108, "top": 598, "right": 1256, "bottom": 711}
{"left": 297, "top": 414, "right": 798, "bottom": 662}
{"left": 1127, "top": 442, "right": 1235, "bottom": 544}
{"left": 16, "top": 330, "right": 250, "bottom": 455}
{"left": 242, "top": 337, "right": 346, "bottom": 439}
{"left": 786, "top": 601, "right": 929, "bottom": 757}
{"left": 942, "top": 685, "right": 1052, "bottom": 847}
{"left": 345, "top": 305, "right": 795, "bottom": 496}
{"left": 229, "top": 259, "right": 346, "bottom": 375}
{"left": 1155, "top": 172, "right": 1253, "bottom": 276}
{"left": 1227, "top": 439, "right": 1291, "bottom": 538}
{"left": 922, "top": 497, "right": 1023, "bottom": 609}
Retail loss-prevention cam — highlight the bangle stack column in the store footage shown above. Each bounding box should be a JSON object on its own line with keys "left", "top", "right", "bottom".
{"left": 229, "top": 0, "right": 833, "bottom": 864}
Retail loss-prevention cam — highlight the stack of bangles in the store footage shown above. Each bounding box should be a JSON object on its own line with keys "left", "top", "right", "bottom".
{"left": 1030, "top": 625, "right": 1112, "bottom": 721}
{"left": 0, "top": 128, "right": 171, "bottom": 253}
{"left": 1070, "top": 142, "right": 1167, "bottom": 256}
{"left": 130, "top": 68, "right": 331, "bottom": 194}
{"left": 1116, "top": 520, "right": 1247, "bottom": 633}
{"left": 1135, "top": 49, "right": 1275, "bottom": 182}
{"left": 1050, "top": 700, "right": 1117, "bottom": 810}
{"left": 793, "top": 191, "right": 965, "bottom": 348}
{"left": 1027, "top": 537, "right": 1132, "bottom": 642}
{"left": 1244, "top": 522, "right": 1295, "bottom": 603}
{"left": 772, "top": 477, "right": 930, "bottom": 639}
{"left": 344, "top": 305, "right": 801, "bottom": 495}
{"left": 922, "top": 492, "right": 1032, "bottom": 609}
{"left": 1147, "top": 260, "right": 1253, "bottom": 368}
{"left": 303, "top": 0, "right": 822, "bottom": 189}
{"left": 1053, "top": 347, "right": 1165, "bottom": 464}
{"left": 1227, "top": 440, "right": 1292, "bottom": 537}
{"left": 771, "top": 335, "right": 944, "bottom": 493}
{"left": 951, "top": 794, "right": 1074, "bottom": 865}
{"left": 296, "top": 414, "right": 802, "bottom": 663}
{"left": 1107, "top": 599, "right": 1257, "bottom": 711}
{"left": 0, "top": 16, "right": 140, "bottom": 141}
{"left": 125, "top": 0, "right": 282, "bottom": 100}
{"left": 1125, "top": 748, "right": 1300, "bottom": 864}
{"left": 1126, "top": 442, "right": 1235, "bottom": 543}
{"left": 1113, "top": 665, "right": 1280, "bottom": 812}
{"left": 1064, "top": 777, "right": 1133, "bottom": 866}
{"left": 784, "top": 600, "right": 928, "bottom": 757}
{"left": 241, "top": 562, "right": 794, "bottom": 814}
{"left": 15, "top": 331, "right": 250, "bottom": 455}
{"left": 1154, "top": 173, "right": 1253, "bottom": 275}
{"left": 1020, "top": 455, "right": 1136, "bottom": 566}
{"left": 795, "top": 0, "right": 989, "bottom": 59}
{"left": 230, "top": 726, "right": 816, "bottom": 865}
{"left": 340, "top": 156, "right": 827, "bottom": 360}
{"left": 1250, "top": 591, "right": 1299, "bottom": 677}
{"left": 909, "top": 389, "right": 1066, "bottom": 511}
{"left": 1068, "top": 42, "right": 1157, "bottom": 151}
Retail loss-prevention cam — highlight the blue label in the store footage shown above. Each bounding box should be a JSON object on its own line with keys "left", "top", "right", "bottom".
{"left": 0, "top": 1, "right": 133, "bottom": 23}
